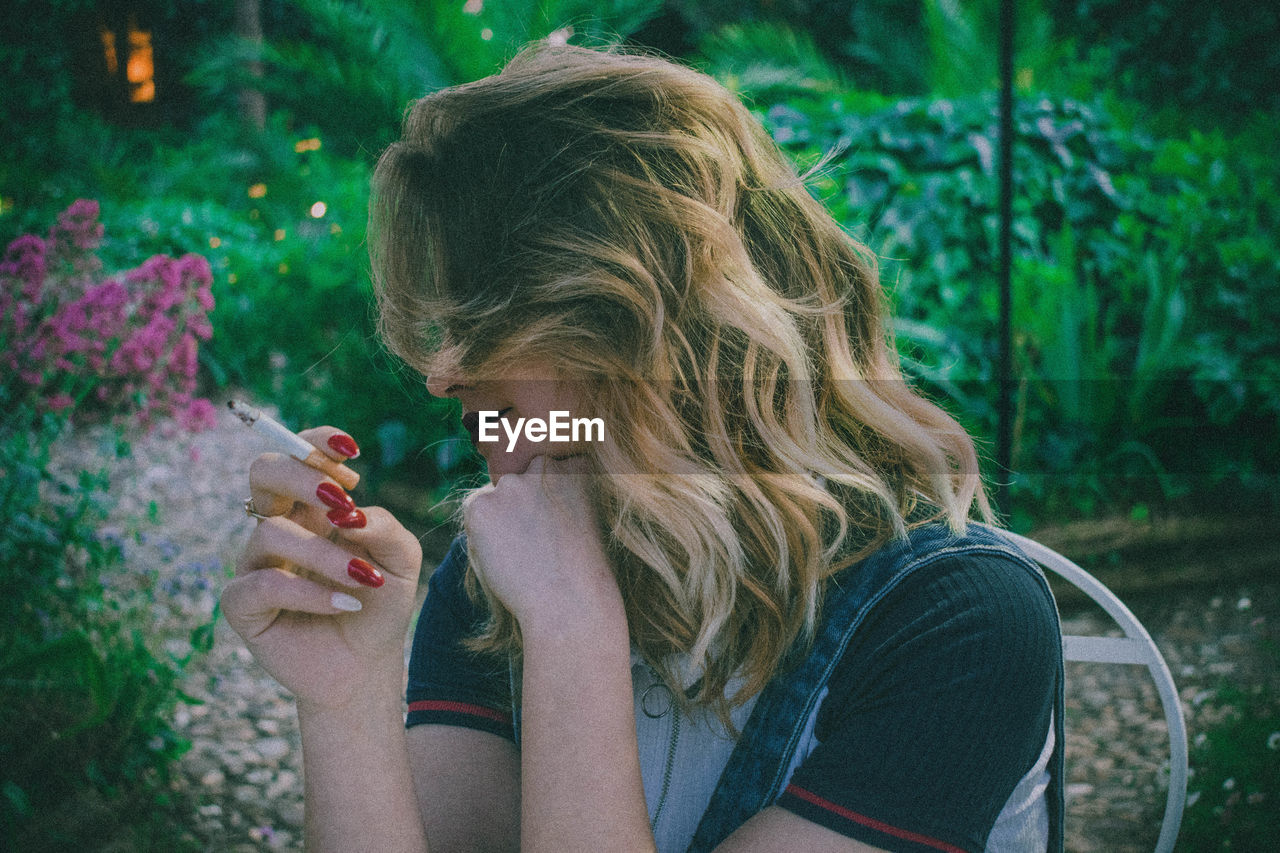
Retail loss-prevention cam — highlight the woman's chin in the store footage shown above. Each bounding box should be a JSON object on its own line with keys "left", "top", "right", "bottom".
{"left": 484, "top": 452, "right": 533, "bottom": 483}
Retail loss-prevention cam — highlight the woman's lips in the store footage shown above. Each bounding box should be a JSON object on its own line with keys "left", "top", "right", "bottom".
{"left": 461, "top": 410, "right": 481, "bottom": 443}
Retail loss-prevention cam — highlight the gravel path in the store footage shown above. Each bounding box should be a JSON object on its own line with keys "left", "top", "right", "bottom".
{"left": 49, "top": 411, "right": 1277, "bottom": 851}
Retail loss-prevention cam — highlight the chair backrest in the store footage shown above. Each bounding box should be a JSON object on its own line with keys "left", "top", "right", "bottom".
{"left": 985, "top": 526, "right": 1188, "bottom": 853}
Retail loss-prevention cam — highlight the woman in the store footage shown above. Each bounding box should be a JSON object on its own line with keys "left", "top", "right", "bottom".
{"left": 225, "top": 43, "right": 1063, "bottom": 853}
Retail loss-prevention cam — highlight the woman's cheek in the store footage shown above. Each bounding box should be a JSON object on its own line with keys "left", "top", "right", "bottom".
{"left": 485, "top": 413, "right": 592, "bottom": 481}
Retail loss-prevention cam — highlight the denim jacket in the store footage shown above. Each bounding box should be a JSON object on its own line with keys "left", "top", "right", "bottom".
{"left": 686, "top": 522, "right": 1065, "bottom": 852}
{"left": 509, "top": 522, "right": 1065, "bottom": 852}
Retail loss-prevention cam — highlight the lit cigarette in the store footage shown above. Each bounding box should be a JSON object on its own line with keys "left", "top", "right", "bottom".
{"left": 227, "top": 399, "right": 360, "bottom": 490}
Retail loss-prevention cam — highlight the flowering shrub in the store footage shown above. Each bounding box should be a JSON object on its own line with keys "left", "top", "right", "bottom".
{"left": 1, "top": 200, "right": 217, "bottom": 431}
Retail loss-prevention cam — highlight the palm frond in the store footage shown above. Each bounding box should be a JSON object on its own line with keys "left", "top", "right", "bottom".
{"left": 698, "top": 22, "right": 846, "bottom": 98}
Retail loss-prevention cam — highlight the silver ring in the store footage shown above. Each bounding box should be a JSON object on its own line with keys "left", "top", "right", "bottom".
{"left": 244, "top": 496, "right": 270, "bottom": 521}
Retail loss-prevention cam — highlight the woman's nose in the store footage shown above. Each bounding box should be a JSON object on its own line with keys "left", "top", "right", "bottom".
{"left": 425, "top": 374, "right": 466, "bottom": 398}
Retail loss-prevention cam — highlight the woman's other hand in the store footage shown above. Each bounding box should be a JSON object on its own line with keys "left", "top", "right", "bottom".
{"left": 462, "top": 453, "right": 618, "bottom": 629}
{"left": 222, "top": 427, "right": 423, "bottom": 713}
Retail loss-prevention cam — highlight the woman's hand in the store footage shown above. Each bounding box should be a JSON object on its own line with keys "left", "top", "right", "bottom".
{"left": 462, "top": 454, "right": 619, "bottom": 630}
{"left": 467, "top": 455, "right": 653, "bottom": 851}
{"left": 222, "top": 427, "right": 423, "bottom": 713}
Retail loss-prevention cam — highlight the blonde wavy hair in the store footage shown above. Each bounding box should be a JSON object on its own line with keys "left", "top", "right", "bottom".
{"left": 370, "top": 42, "right": 992, "bottom": 726}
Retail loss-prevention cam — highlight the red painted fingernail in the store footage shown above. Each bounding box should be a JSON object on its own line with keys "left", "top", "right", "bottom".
{"left": 328, "top": 433, "right": 360, "bottom": 459}
{"left": 328, "top": 507, "right": 367, "bottom": 529}
{"left": 347, "top": 557, "right": 384, "bottom": 588}
{"left": 316, "top": 482, "right": 355, "bottom": 512}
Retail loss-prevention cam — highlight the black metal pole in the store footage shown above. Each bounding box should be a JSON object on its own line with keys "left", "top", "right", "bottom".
{"left": 997, "top": 0, "right": 1015, "bottom": 516}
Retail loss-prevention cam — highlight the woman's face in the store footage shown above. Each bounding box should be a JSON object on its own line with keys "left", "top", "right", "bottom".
{"left": 426, "top": 360, "right": 593, "bottom": 482}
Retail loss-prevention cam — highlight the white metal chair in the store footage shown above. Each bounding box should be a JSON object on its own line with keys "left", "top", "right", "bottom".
{"left": 986, "top": 526, "right": 1188, "bottom": 853}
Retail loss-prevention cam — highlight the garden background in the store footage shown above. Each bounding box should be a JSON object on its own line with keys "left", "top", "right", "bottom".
{"left": 2, "top": 0, "right": 1277, "bottom": 849}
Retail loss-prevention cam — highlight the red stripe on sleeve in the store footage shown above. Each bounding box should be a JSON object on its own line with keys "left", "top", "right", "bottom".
{"left": 784, "top": 785, "right": 968, "bottom": 853}
{"left": 407, "top": 700, "right": 511, "bottom": 724}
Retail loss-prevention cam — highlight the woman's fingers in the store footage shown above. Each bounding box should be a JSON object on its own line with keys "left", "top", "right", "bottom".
{"left": 238, "top": 515, "right": 389, "bottom": 590}
{"left": 248, "top": 452, "right": 361, "bottom": 529}
{"left": 526, "top": 452, "right": 595, "bottom": 515}
{"left": 291, "top": 426, "right": 361, "bottom": 489}
{"left": 242, "top": 426, "right": 361, "bottom": 522}
{"left": 222, "top": 567, "right": 365, "bottom": 641}
{"left": 297, "top": 426, "right": 362, "bottom": 463}
{"left": 237, "top": 504, "right": 422, "bottom": 586}
{"left": 331, "top": 505, "right": 424, "bottom": 582}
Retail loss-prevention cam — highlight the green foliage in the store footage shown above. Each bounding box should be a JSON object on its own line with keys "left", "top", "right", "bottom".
{"left": 0, "top": 0, "right": 236, "bottom": 151}
{"left": 0, "top": 1, "right": 76, "bottom": 164}
{"left": 0, "top": 102, "right": 473, "bottom": 500}
{"left": 188, "top": 0, "right": 443, "bottom": 157}
{"left": 1050, "top": 0, "right": 1280, "bottom": 128}
{"left": 749, "top": 87, "right": 1280, "bottom": 519}
{"left": 188, "top": 0, "right": 664, "bottom": 157}
{"left": 919, "top": 0, "right": 1064, "bottom": 97}
{"left": 7, "top": 4, "right": 1277, "bottom": 524}
{"left": 695, "top": 22, "right": 847, "bottom": 98}
{"left": 684, "top": 0, "right": 1070, "bottom": 100}
{"left": 0, "top": 401, "right": 204, "bottom": 851}
{"left": 667, "top": 0, "right": 863, "bottom": 87}
{"left": 839, "top": 0, "right": 926, "bottom": 92}
{"left": 1180, "top": 630, "right": 1280, "bottom": 851}
{"left": 432, "top": 0, "right": 664, "bottom": 80}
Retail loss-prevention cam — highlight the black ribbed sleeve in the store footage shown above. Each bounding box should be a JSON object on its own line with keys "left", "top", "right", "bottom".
{"left": 777, "top": 552, "right": 1060, "bottom": 852}
{"left": 405, "top": 537, "right": 515, "bottom": 741}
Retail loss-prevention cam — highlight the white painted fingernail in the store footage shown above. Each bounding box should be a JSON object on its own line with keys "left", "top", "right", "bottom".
{"left": 331, "top": 592, "right": 363, "bottom": 612}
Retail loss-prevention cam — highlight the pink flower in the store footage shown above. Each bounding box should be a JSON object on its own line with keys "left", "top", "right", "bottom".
{"left": 45, "top": 393, "right": 75, "bottom": 413}
{"left": 51, "top": 199, "right": 104, "bottom": 252}
{"left": 4, "top": 201, "right": 217, "bottom": 433}
{"left": 170, "top": 333, "right": 198, "bottom": 378}
{"left": 9, "top": 304, "right": 30, "bottom": 336}
{"left": 2, "top": 234, "right": 48, "bottom": 301}
{"left": 179, "top": 398, "right": 218, "bottom": 432}
{"left": 183, "top": 254, "right": 214, "bottom": 288}
{"left": 187, "top": 313, "right": 214, "bottom": 341}
{"left": 45, "top": 201, "right": 105, "bottom": 285}
{"left": 194, "top": 285, "right": 215, "bottom": 312}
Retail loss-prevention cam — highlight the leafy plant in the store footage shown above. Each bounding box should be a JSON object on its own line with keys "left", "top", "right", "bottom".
{"left": 0, "top": 400, "right": 206, "bottom": 851}
{"left": 742, "top": 85, "right": 1280, "bottom": 520}
{"left": 696, "top": 21, "right": 847, "bottom": 97}
{"left": 188, "top": 0, "right": 666, "bottom": 157}
{"left": 919, "top": 0, "right": 1064, "bottom": 97}
{"left": 1179, "top": 619, "right": 1280, "bottom": 852}
{"left": 1051, "top": 0, "right": 1280, "bottom": 128}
